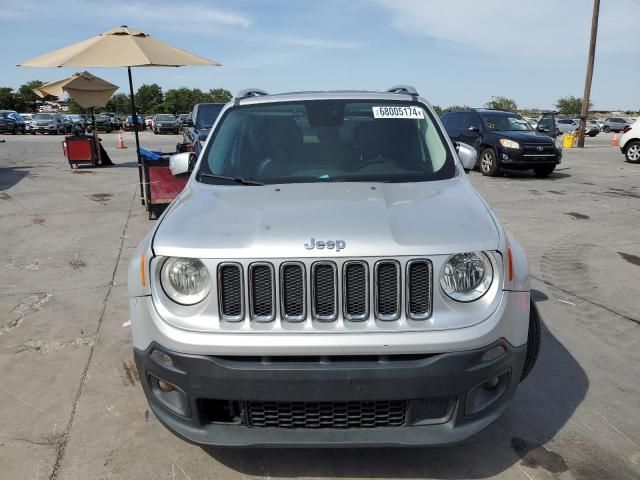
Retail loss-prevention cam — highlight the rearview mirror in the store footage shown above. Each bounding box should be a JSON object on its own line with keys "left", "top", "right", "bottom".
{"left": 169, "top": 152, "right": 196, "bottom": 177}
{"left": 455, "top": 142, "right": 477, "bottom": 173}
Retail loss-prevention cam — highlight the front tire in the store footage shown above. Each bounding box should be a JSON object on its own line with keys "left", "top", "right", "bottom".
{"left": 625, "top": 141, "right": 640, "bottom": 163}
{"left": 533, "top": 165, "right": 556, "bottom": 177}
{"left": 603, "top": 126, "right": 610, "bottom": 133}
{"left": 520, "top": 300, "right": 541, "bottom": 382}
{"left": 479, "top": 148, "right": 500, "bottom": 176}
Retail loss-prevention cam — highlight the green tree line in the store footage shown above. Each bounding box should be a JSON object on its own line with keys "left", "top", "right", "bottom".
{"left": 0, "top": 80, "right": 232, "bottom": 115}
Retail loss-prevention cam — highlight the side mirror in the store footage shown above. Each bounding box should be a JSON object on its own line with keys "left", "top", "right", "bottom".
{"left": 455, "top": 142, "right": 477, "bottom": 173}
{"left": 169, "top": 152, "right": 196, "bottom": 177}
{"left": 537, "top": 126, "right": 550, "bottom": 133}
{"left": 184, "top": 119, "right": 193, "bottom": 127}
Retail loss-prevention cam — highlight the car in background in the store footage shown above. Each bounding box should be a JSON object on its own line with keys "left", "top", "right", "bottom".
{"left": 153, "top": 114, "right": 179, "bottom": 134}
{"left": 145, "top": 116, "right": 154, "bottom": 129}
{"left": 602, "top": 117, "right": 630, "bottom": 133}
{"left": 87, "top": 114, "right": 113, "bottom": 133}
{"left": 20, "top": 113, "right": 36, "bottom": 134}
{"left": 620, "top": 118, "right": 640, "bottom": 163}
{"left": 441, "top": 108, "right": 561, "bottom": 177}
{"left": 67, "top": 114, "right": 86, "bottom": 131}
{"left": 32, "top": 113, "right": 67, "bottom": 134}
{"left": 0, "top": 111, "right": 26, "bottom": 134}
{"left": 555, "top": 118, "right": 579, "bottom": 134}
{"left": 123, "top": 115, "right": 146, "bottom": 131}
{"left": 524, "top": 117, "right": 538, "bottom": 129}
{"left": 101, "top": 112, "right": 121, "bottom": 131}
{"left": 585, "top": 120, "right": 600, "bottom": 137}
{"left": 177, "top": 113, "right": 192, "bottom": 131}
{"left": 183, "top": 103, "right": 225, "bottom": 155}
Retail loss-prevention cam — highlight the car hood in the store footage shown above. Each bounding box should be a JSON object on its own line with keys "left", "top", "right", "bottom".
{"left": 153, "top": 178, "right": 501, "bottom": 259}
{"left": 489, "top": 130, "right": 554, "bottom": 143}
{"left": 195, "top": 127, "right": 210, "bottom": 141}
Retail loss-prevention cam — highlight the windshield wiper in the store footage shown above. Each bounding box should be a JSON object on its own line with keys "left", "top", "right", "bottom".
{"left": 198, "top": 172, "right": 265, "bottom": 186}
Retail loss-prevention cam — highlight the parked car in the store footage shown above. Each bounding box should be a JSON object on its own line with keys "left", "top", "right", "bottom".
{"left": 602, "top": 117, "right": 630, "bottom": 133}
{"left": 87, "top": 114, "right": 113, "bottom": 133}
{"left": 145, "top": 115, "right": 154, "bottom": 129}
{"left": 128, "top": 85, "right": 540, "bottom": 447}
{"left": 32, "top": 113, "right": 66, "bottom": 134}
{"left": 183, "top": 103, "right": 225, "bottom": 155}
{"left": 442, "top": 108, "right": 561, "bottom": 177}
{"left": 153, "top": 114, "right": 179, "bottom": 134}
{"left": 67, "top": 114, "right": 86, "bottom": 131}
{"left": 177, "top": 113, "right": 192, "bottom": 131}
{"left": 20, "top": 113, "right": 36, "bottom": 134}
{"left": 123, "top": 115, "right": 146, "bottom": 131}
{"left": 619, "top": 118, "right": 640, "bottom": 163}
{"left": 0, "top": 111, "right": 26, "bottom": 134}
{"left": 555, "top": 118, "right": 579, "bottom": 134}
{"left": 585, "top": 120, "right": 600, "bottom": 137}
{"left": 101, "top": 112, "right": 121, "bottom": 131}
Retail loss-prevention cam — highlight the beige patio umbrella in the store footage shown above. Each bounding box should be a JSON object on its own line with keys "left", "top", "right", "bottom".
{"left": 34, "top": 71, "right": 120, "bottom": 164}
{"left": 19, "top": 26, "right": 220, "bottom": 203}
{"left": 34, "top": 71, "right": 118, "bottom": 108}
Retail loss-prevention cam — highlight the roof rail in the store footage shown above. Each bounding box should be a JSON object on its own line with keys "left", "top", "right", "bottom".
{"left": 235, "top": 88, "right": 269, "bottom": 103}
{"left": 385, "top": 85, "right": 419, "bottom": 96}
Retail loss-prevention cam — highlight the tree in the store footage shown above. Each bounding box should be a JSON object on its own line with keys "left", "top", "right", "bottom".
{"left": 519, "top": 108, "right": 540, "bottom": 118}
{"left": 442, "top": 105, "right": 468, "bottom": 113}
{"left": 105, "top": 93, "right": 130, "bottom": 115}
{"left": 66, "top": 98, "right": 85, "bottom": 114}
{"left": 206, "top": 88, "right": 232, "bottom": 103}
{"left": 0, "top": 87, "right": 17, "bottom": 110}
{"left": 485, "top": 96, "right": 518, "bottom": 112}
{"left": 555, "top": 96, "right": 592, "bottom": 116}
{"left": 135, "top": 83, "right": 163, "bottom": 114}
{"left": 432, "top": 105, "right": 443, "bottom": 116}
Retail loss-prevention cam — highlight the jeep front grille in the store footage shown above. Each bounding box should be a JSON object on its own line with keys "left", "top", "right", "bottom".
{"left": 406, "top": 260, "right": 433, "bottom": 319}
{"left": 311, "top": 262, "right": 338, "bottom": 321}
{"left": 375, "top": 261, "right": 401, "bottom": 320}
{"left": 218, "top": 263, "right": 244, "bottom": 321}
{"left": 212, "top": 258, "right": 433, "bottom": 326}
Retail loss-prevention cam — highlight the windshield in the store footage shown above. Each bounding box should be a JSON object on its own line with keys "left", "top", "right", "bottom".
{"left": 195, "top": 104, "right": 224, "bottom": 129}
{"left": 156, "top": 114, "right": 175, "bottom": 121}
{"left": 34, "top": 114, "right": 53, "bottom": 120}
{"left": 198, "top": 100, "right": 454, "bottom": 185}
{"left": 481, "top": 113, "right": 532, "bottom": 132}
{"left": 0, "top": 113, "right": 10, "bottom": 119}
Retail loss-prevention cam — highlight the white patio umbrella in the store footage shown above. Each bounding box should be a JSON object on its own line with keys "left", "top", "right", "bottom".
{"left": 19, "top": 26, "right": 220, "bottom": 203}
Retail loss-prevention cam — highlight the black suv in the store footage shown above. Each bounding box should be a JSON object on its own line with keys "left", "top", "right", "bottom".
{"left": 183, "top": 103, "right": 225, "bottom": 156}
{"left": 442, "top": 109, "right": 561, "bottom": 177}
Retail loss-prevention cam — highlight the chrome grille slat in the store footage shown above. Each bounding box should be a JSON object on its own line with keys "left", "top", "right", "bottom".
{"left": 217, "top": 263, "right": 244, "bottom": 321}
{"left": 311, "top": 261, "right": 338, "bottom": 321}
{"left": 343, "top": 261, "right": 368, "bottom": 321}
{"left": 374, "top": 261, "right": 401, "bottom": 321}
{"left": 280, "top": 262, "right": 306, "bottom": 322}
{"left": 406, "top": 260, "right": 433, "bottom": 320}
{"left": 248, "top": 262, "right": 275, "bottom": 322}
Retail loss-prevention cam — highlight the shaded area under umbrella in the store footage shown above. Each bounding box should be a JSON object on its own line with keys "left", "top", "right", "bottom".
{"left": 19, "top": 26, "right": 220, "bottom": 204}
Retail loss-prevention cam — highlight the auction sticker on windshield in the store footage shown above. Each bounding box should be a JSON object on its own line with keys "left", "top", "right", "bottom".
{"left": 372, "top": 106, "right": 424, "bottom": 119}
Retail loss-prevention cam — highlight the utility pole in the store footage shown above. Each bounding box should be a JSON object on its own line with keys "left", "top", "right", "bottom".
{"left": 577, "top": 0, "right": 600, "bottom": 148}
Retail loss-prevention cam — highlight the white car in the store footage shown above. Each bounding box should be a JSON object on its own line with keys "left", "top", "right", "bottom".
{"left": 620, "top": 118, "right": 640, "bottom": 163}
{"left": 556, "top": 118, "right": 579, "bottom": 134}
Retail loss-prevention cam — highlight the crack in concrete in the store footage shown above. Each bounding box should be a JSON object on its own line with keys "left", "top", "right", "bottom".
{"left": 0, "top": 293, "right": 53, "bottom": 337}
{"left": 48, "top": 188, "right": 136, "bottom": 480}
{"left": 15, "top": 336, "right": 96, "bottom": 354}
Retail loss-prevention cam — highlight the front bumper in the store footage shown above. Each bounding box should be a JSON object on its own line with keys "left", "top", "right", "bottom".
{"left": 134, "top": 339, "right": 526, "bottom": 446}
{"left": 497, "top": 146, "right": 561, "bottom": 169}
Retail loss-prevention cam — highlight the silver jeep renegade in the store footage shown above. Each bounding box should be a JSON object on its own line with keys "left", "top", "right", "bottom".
{"left": 128, "top": 86, "right": 540, "bottom": 447}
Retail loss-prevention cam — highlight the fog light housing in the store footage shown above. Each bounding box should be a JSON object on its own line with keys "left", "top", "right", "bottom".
{"left": 465, "top": 370, "right": 511, "bottom": 416}
{"left": 481, "top": 345, "right": 506, "bottom": 363}
{"left": 148, "top": 374, "right": 190, "bottom": 417}
{"left": 502, "top": 153, "right": 509, "bottom": 160}
{"left": 150, "top": 349, "right": 174, "bottom": 368}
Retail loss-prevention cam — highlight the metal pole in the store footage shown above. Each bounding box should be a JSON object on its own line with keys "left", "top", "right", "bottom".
{"left": 128, "top": 66, "right": 145, "bottom": 204}
{"left": 577, "top": 0, "right": 600, "bottom": 148}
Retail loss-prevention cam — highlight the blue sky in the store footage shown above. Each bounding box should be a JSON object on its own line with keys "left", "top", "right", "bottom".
{"left": 2, "top": 0, "right": 639, "bottom": 110}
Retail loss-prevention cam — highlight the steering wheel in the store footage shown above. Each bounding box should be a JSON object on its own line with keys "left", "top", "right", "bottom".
{"left": 255, "top": 157, "right": 273, "bottom": 178}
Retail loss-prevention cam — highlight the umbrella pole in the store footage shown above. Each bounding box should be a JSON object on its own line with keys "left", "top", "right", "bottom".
{"left": 91, "top": 107, "right": 101, "bottom": 165}
{"left": 128, "top": 66, "right": 144, "bottom": 205}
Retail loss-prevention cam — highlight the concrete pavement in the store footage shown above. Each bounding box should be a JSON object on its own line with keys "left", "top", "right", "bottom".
{"left": 0, "top": 131, "right": 638, "bottom": 479}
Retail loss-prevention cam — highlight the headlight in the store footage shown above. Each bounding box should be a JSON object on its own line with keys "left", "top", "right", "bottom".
{"left": 160, "top": 257, "right": 211, "bottom": 305}
{"left": 440, "top": 252, "right": 493, "bottom": 302}
{"left": 499, "top": 139, "right": 520, "bottom": 149}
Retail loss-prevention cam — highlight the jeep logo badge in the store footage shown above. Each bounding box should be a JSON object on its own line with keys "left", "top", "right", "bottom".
{"left": 304, "top": 238, "right": 346, "bottom": 252}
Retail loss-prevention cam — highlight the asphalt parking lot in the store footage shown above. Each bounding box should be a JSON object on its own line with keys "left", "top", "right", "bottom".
{"left": 1, "top": 131, "right": 639, "bottom": 480}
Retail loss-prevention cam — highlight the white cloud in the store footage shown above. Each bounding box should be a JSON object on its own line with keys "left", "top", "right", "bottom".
{"left": 372, "top": 0, "right": 640, "bottom": 57}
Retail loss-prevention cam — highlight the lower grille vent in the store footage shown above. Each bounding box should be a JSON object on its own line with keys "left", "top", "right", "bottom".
{"left": 246, "top": 400, "right": 406, "bottom": 429}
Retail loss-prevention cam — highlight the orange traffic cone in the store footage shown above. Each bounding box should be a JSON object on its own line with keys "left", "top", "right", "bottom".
{"left": 117, "top": 130, "right": 126, "bottom": 149}
{"left": 611, "top": 134, "right": 618, "bottom": 146}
